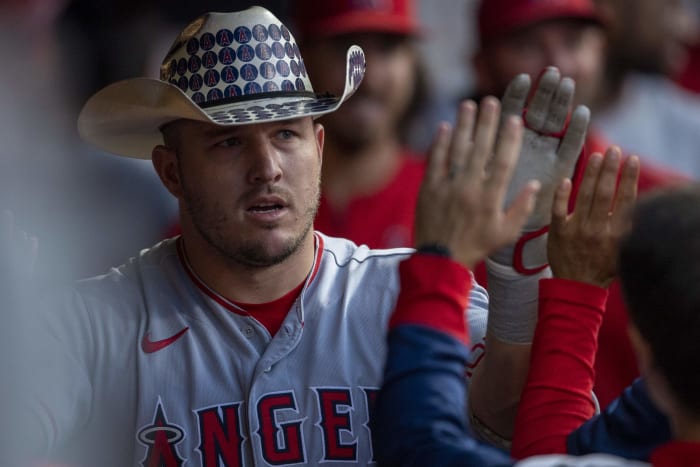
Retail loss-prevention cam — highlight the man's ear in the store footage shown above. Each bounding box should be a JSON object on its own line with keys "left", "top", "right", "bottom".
{"left": 314, "top": 122, "right": 325, "bottom": 163}
{"left": 152, "top": 145, "right": 184, "bottom": 199}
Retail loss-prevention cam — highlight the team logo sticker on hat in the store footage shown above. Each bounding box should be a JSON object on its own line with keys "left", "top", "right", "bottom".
{"left": 77, "top": 6, "right": 366, "bottom": 159}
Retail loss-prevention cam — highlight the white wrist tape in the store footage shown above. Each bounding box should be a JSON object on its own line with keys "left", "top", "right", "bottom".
{"left": 485, "top": 258, "right": 551, "bottom": 344}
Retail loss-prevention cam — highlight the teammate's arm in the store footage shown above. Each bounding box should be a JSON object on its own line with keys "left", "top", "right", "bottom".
{"left": 374, "top": 91, "right": 538, "bottom": 466}
{"left": 511, "top": 147, "right": 640, "bottom": 457}
{"left": 468, "top": 67, "right": 590, "bottom": 442}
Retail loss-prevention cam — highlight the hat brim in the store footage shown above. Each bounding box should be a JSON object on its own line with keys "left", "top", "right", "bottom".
{"left": 78, "top": 45, "right": 365, "bottom": 159}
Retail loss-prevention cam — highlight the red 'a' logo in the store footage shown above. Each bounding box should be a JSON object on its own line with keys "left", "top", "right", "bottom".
{"left": 138, "top": 400, "right": 186, "bottom": 467}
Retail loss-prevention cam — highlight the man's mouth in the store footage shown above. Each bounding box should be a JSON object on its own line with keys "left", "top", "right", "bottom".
{"left": 248, "top": 203, "right": 284, "bottom": 213}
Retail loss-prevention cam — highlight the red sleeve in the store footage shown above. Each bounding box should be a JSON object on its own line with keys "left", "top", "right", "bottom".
{"left": 388, "top": 254, "right": 472, "bottom": 344}
{"left": 511, "top": 278, "right": 608, "bottom": 458}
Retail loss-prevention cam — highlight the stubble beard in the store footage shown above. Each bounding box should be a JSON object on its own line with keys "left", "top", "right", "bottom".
{"left": 181, "top": 179, "right": 321, "bottom": 269}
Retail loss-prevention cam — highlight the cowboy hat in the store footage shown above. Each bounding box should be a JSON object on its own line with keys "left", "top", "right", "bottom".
{"left": 78, "top": 6, "right": 366, "bottom": 159}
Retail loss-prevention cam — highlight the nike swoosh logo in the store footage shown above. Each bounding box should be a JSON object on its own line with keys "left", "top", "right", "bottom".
{"left": 141, "top": 327, "right": 189, "bottom": 354}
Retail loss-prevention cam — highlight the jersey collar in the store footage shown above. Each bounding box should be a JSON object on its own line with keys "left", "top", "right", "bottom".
{"left": 176, "top": 233, "right": 324, "bottom": 318}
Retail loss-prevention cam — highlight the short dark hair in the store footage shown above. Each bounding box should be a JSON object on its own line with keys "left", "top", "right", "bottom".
{"left": 618, "top": 183, "right": 700, "bottom": 417}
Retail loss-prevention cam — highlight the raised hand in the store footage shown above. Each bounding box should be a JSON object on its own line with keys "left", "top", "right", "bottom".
{"left": 492, "top": 67, "right": 591, "bottom": 272}
{"left": 414, "top": 97, "right": 540, "bottom": 269}
{"left": 548, "top": 147, "right": 640, "bottom": 288}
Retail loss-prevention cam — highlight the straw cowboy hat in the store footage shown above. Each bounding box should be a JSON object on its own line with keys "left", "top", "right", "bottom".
{"left": 78, "top": 6, "right": 366, "bottom": 159}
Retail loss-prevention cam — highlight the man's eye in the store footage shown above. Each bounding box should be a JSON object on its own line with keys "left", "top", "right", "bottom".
{"left": 217, "top": 137, "right": 241, "bottom": 147}
{"left": 278, "top": 129, "right": 295, "bottom": 139}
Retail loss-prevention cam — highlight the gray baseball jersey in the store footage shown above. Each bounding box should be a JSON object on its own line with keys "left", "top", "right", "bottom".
{"left": 21, "top": 233, "right": 488, "bottom": 466}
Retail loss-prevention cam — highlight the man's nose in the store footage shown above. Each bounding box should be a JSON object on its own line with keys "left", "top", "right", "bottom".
{"left": 247, "top": 141, "right": 282, "bottom": 184}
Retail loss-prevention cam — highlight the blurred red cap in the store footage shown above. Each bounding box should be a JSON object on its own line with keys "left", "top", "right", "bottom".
{"left": 294, "top": 0, "right": 422, "bottom": 40}
{"left": 478, "top": 0, "right": 601, "bottom": 45}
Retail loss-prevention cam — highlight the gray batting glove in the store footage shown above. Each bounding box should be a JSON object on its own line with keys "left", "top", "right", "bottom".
{"left": 490, "top": 67, "right": 590, "bottom": 273}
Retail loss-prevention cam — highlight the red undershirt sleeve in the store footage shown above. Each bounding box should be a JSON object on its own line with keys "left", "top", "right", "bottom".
{"left": 388, "top": 254, "right": 472, "bottom": 344}
{"left": 511, "top": 278, "right": 608, "bottom": 458}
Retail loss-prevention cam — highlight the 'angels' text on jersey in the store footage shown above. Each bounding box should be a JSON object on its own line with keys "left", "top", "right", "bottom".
{"left": 139, "top": 387, "right": 378, "bottom": 466}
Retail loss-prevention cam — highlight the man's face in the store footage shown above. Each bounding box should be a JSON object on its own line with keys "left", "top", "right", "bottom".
{"left": 477, "top": 20, "right": 606, "bottom": 107}
{"left": 166, "top": 117, "right": 324, "bottom": 268}
{"left": 302, "top": 32, "right": 417, "bottom": 152}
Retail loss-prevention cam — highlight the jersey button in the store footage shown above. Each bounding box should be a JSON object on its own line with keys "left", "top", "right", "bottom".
{"left": 243, "top": 327, "right": 254, "bottom": 337}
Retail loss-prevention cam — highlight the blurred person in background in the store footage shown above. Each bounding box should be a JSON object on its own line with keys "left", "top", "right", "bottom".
{"left": 293, "top": 0, "right": 429, "bottom": 249}
{"left": 297, "top": 3, "right": 551, "bottom": 445}
{"left": 469, "top": 0, "right": 688, "bottom": 412}
{"left": 295, "top": 0, "right": 603, "bottom": 445}
{"left": 591, "top": 0, "right": 700, "bottom": 178}
{"left": 1, "top": 0, "right": 178, "bottom": 284}
{"left": 1, "top": 3, "right": 63, "bottom": 463}
{"left": 0, "top": 2, "right": 178, "bottom": 463}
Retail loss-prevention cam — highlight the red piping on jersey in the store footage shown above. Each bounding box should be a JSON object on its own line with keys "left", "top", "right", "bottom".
{"left": 176, "top": 234, "right": 324, "bottom": 317}
{"left": 308, "top": 232, "right": 324, "bottom": 286}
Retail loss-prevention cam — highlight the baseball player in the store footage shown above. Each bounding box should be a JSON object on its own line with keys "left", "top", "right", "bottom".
{"left": 163, "top": 0, "right": 427, "bottom": 250}
{"left": 5, "top": 6, "right": 586, "bottom": 467}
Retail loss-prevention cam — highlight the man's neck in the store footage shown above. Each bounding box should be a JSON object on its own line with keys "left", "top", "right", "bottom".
{"left": 180, "top": 232, "right": 316, "bottom": 304}
{"left": 321, "top": 136, "right": 403, "bottom": 211}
